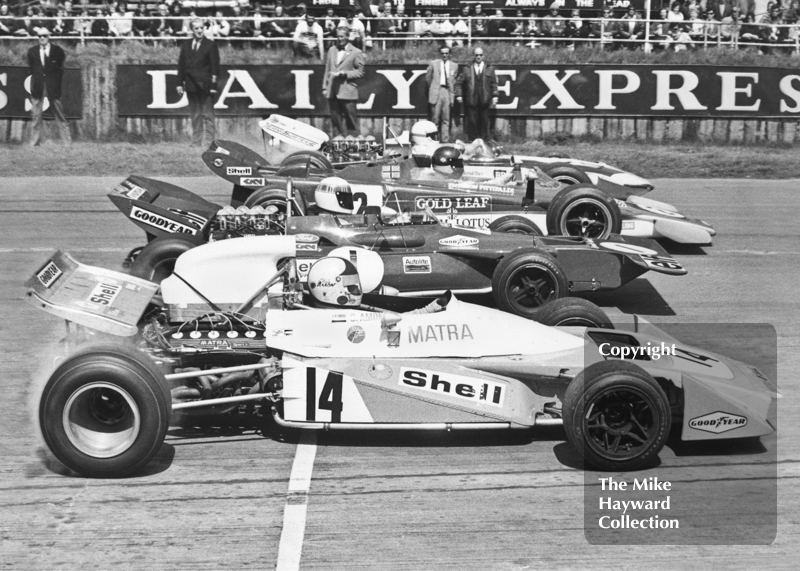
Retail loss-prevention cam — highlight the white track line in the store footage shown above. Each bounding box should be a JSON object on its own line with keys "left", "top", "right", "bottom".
{"left": 0, "top": 247, "right": 131, "bottom": 253}
{"left": 276, "top": 431, "right": 318, "bottom": 571}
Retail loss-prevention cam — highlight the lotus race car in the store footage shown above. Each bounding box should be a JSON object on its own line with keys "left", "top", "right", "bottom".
{"left": 110, "top": 176, "right": 687, "bottom": 319}
{"left": 200, "top": 115, "right": 715, "bottom": 245}
{"left": 25, "top": 237, "right": 775, "bottom": 478}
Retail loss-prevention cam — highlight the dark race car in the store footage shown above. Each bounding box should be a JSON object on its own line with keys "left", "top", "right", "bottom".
{"left": 109, "top": 176, "right": 686, "bottom": 321}
{"left": 201, "top": 138, "right": 715, "bottom": 245}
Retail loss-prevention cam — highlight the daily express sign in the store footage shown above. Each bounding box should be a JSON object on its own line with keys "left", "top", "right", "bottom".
{"left": 116, "top": 64, "right": 800, "bottom": 118}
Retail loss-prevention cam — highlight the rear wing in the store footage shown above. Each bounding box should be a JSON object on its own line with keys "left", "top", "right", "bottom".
{"left": 24, "top": 252, "right": 159, "bottom": 336}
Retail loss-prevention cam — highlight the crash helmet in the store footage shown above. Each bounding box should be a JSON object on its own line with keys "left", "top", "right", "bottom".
{"left": 307, "top": 257, "right": 363, "bottom": 307}
{"left": 431, "top": 145, "right": 464, "bottom": 174}
{"left": 411, "top": 120, "right": 439, "bottom": 147}
{"left": 315, "top": 176, "right": 354, "bottom": 213}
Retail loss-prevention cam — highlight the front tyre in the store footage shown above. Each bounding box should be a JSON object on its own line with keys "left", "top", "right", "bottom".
{"left": 562, "top": 360, "right": 671, "bottom": 471}
{"left": 533, "top": 298, "right": 613, "bottom": 328}
{"left": 488, "top": 215, "right": 543, "bottom": 235}
{"left": 39, "top": 344, "right": 171, "bottom": 478}
{"left": 491, "top": 249, "right": 569, "bottom": 318}
{"left": 543, "top": 165, "right": 592, "bottom": 187}
{"left": 546, "top": 184, "right": 622, "bottom": 240}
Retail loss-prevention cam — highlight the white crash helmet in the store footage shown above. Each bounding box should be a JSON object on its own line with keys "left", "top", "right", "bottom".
{"left": 315, "top": 176, "right": 354, "bottom": 213}
{"left": 307, "top": 257, "right": 363, "bottom": 307}
{"left": 411, "top": 120, "right": 439, "bottom": 146}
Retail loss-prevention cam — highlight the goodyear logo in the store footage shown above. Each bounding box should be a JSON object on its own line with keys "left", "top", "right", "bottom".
{"left": 130, "top": 206, "right": 198, "bottom": 235}
{"left": 688, "top": 411, "right": 747, "bottom": 434}
{"left": 37, "top": 260, "right": 63, "bottom": 288}
{"left": 439, "top": 235, "right": 479, "bottom": 248}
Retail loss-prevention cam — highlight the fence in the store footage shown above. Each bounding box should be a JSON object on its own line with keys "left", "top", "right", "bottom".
{"left": 2, "top": 15, "right": 800, "bottom": 53}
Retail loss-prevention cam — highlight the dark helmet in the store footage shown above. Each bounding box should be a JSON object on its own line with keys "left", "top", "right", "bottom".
{"left": 431, "top": 145, "right": 464, "bottom": 173}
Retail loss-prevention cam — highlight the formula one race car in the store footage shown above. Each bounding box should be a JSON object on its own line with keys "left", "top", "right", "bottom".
{"left": 110, "top": 176, "right": 687, "bottom": 319}
{"left": 24, "top": 238, "right": 776, "bottom": 478}
{"left": 200, "top": 117, "right": 715, "bottom": 245}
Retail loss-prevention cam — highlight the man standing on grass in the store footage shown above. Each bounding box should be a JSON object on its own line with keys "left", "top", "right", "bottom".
{"left": 323, "top": 28, "right": 365, "bottom": 137}
{"left": 177, "top": 18, "right": 220, "bottom": 147}
{"left": 27, "top": 28, "right": 71, "bottom": 146}
{"left": 455, "top": 47, "right": 498, "bottom": 141}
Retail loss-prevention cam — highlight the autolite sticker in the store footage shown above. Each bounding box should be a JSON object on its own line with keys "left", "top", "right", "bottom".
{"left": 37, "top": 260, "right": 62, "bottom": 288}
{"left": 439, "top": 235, "right": 479, "bottom": 248}
{"left": 688, "top": 411, "right": 747, "bottom": 434}
{"left": 227, "top": 167, "right": 252, "bottom": 176}
{"left": 403, "top": 256, "right": 431, "bottom": 274}
{"left": 130, "top": 206, "right": 198, "bottom": 235}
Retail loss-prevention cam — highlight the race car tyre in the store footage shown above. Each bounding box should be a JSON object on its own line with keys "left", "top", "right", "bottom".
{"left": 546, "top": 184, "right": 622, "bottom": 240}
{"left": 130, "top": 234, "right": 205, "bottom": 283}
{"left": 492, "top": 249, "right": 569, "bottom": 318}
{"left": 488, "top": 215, "right": 543, "bottom": 236}
{"left": 243, "top": 186, "right": 309, "bottom": 216}
{"left": 532, "top": 298, "right": 613, "bottom": 328}
{"left": 562, "top": 360, "right": 671, "bottom": 471}
{"left": 543, "top": 165, "right": 592, "bottom": 187}
{"left": 277, "top": 151, "right": 335, "bottom": 177}
{"left": 39, "top": 343, "right": 171, "bottom": 478}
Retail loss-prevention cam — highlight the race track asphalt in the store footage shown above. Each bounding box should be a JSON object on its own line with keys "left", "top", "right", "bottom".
{"left": 0, "top": 176, "right": 797, "bottom": 570}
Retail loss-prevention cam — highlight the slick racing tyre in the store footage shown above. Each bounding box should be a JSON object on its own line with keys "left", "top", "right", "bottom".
{"left": 243, "top": 186, "right": 309, "bottom": 216}
{"left": 546, "top": 184, "right": 622, "bottom": 240}
{"left": 562, "top": 360, "right": 671, "bottom": 471}
{"left": 492, "top": 249, "right": 569, "bottom": 319}
{"left": 130, "top": 234, "right": 205, "bottom": 283}
{"left": 488, "top": 215, "right": 543, "bottom": 236}
{"left": 39, "top": 343, "right": 171, "bottom": 478}
{"left": 532, "top": 298, "right": 613, "bottom": 328}
{"left": 276, "top": 151, "right": 335, "bottom": 177}
{"left": 543, "top": 165, "right": 592, "bottom": 187}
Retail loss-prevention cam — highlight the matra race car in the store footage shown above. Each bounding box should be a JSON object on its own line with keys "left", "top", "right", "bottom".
{"left": 25, "top": 235, "right": 776, "bottom": 478}
{"left": 110, "top": 176, "right": 686, "bottom": 319}
{"left": 200, "top": 115, "right": 715, "bottom": 245}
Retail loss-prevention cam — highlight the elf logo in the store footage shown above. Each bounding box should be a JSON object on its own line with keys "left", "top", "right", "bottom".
{"left": 399, "top": 367, "right": 505, "bottom": 408}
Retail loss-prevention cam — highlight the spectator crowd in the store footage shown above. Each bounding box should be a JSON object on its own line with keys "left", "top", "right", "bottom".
{"left": 1, "top": 0, "right": 799, "bottom": 54}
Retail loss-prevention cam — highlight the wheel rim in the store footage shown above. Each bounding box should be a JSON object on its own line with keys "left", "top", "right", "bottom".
{"left": 506, "top": 264, "right": 561, "bottom": 313}
{"left": 553, "top": 175, "right": 582, "bottom": 186}
{"left": 560, "top": 198, "right": 612, "bottom": 239}
{"left": 583, "top": 386, "right": 659, "bottom": 462}
{"left": 63, "top": 382, "right": 141, "bottom": 459}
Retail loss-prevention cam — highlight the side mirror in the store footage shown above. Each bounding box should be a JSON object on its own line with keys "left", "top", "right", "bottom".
{"left": 380, "top": 311, "right": 402, "bottom": 347}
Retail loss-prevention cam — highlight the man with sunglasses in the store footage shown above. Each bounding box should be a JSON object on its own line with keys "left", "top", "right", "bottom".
{"left": 454, "top": 47, "right": 498, "bottom": 141}
{"left": 27, "top": 29, "right": 71, "bottom": 146}
{"left": 425, "top": 46, "right": 458, "bottom": 143}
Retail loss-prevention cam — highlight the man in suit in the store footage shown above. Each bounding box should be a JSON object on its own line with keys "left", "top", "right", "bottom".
{"left": 425, "top": 45, "right": 458, "bottom": 143}
{"left": 177, "top": 19, "right": 220, "bottom": 146}
{"left": 323, "top": 28, "right": 365, "bottom": 137}
{"left": 27, "top": 28, "right": 71, "bottom": 146}
{"left": 455, "top": 47, "right": 498, "bottom": 141}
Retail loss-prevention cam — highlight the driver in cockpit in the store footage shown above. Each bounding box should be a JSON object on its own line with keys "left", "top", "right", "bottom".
{"left": 307, "top": 257, "right": 450, "bottom": 315}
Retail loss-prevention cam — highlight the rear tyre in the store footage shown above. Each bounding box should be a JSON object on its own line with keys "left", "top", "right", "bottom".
{"left": 277, "top": 151, "right": 334, "bottom": 177}
{"left": 546, "top": 184, "right": 622, "bottom": 240}
{"left": 243, "top": 187, "right": 309, "bottom": 216}
{"left": 543, "top": 165, "right": 592, "bottom": 187}
{"left": 533, "top": 298, "right": 613, "bottom": 328}
{"left": 491, "top": 249, "right": 569, "bottom": 319}
{"left": 39, "top": 344, "right": 171, "bottom": 478}
{"left": 130, "top": 234, "right": 205, "bottom": 283}
{"left": 562, "top": 360, "right": 671, "bottom": 471}
{"left": 488, "top": 216, "right": 543, "bottom": 235}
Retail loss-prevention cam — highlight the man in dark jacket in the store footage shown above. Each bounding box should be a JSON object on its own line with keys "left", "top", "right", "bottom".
{"left": 177, "top": 19, "right": 220, "bottom": 146}
{"left": 27, "top": 28, "right": 71, "bottom": 146}
{"left": 455, "top": 47, "right": 498, "bottom": 141}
